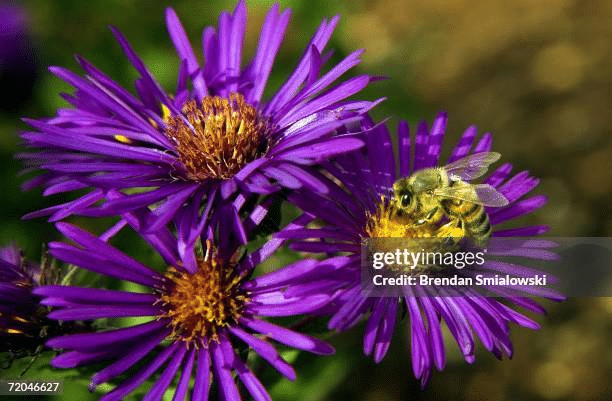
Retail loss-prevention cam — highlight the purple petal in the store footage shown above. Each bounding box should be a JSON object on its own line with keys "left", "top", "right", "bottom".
{"left": 496, "top": 302, "right": 540, "bottom": 330}
{"left": 34, "top": 285, "right": 157, "bottom": 305}
{"left": 226, "top": 0, "right": 247, "bottom": 93}
{"left": 51, "top": 349, "right": 124, "bottom": 369}
{"left": 98, "top": 342, "right": 180, "bottom": 401}
{"left": 165, "top": 8, "right": 199, "bottom": 76}
{"left": 192, "top": 347, "right": 211, "bottom": 401}
{"left": 265, "top": 15, "right": 340, "bottom": 114}
{"left": 100, "top": 218, "right": 128, "bottom": 242}
{"left": 49, "top": 189, "right": 105, "bottom": 221}
{"left": 277, "top": 75, "right": 371, "bottom": 128}
{"left": 241, "top": 316, "right": 334, "bottom": 355}
{"left": 493, "top": 225, "right": 549, "bottom": 237}
{"left": 373, "top": 298, "right": 398, "bottom": 363}
{"left": 278, "top": 49, "right": 364, "bottom": 117}
{"left": 46, "top": 320, "right": 167, "bottom": 350}
{"left": 397, "top": 120, "right": 411, "bottom": 176}
{"left": 263, "top": 166, "right": 302, "bottom": 189}
{"left": 23, "top": 121, "right": 175, "bottom": 164}
{"left": 484, "top": 163, "right": 513, "bottom": 188}
{"left": 58, "top": 222, "right": 158, "bottom": 277}
{"left": 43, "top": 67, "right": 158, "bottom": 134}
{"left": 172, "top": 347, "right": 196, "bottom": 401}
{"left": 424, "top": 112, "right": 447, "bottom": 168}
{"left": 428, "top": 295, "right": 474, "bottom": 357}
{"left": 473, "top": 132, "right": 492, "bottom": 153}
{"left": 413, "top": 120, "right": 429, "bottom": 171}
{"left": 211, "top": 339, "right": 241, "bottom": 401}
{"left": 244, "top": 4, "right": 290, "bottom": 103}
{"left": 489, "top": 195, "right": 547, "bottom": 224}
{"left": 363, "top": 298, "right": 387, "bottom": 357}
{"left": 404, "top": 293, "right": 431, "bottom": 379}
{"left": 233, "top": 354, "right": 272, "bottom": 401}
{"left": 109, "top": 26, "right": 177, "bottom": 114}
{"left": 364, "top": 122, "right": 395, "bottom": 187}
{"left": 229, "top": 326, "right": 296, "bottom": 380}
{"left": 144, "top": 184, "right": 198, "bottom": 233}
{"left": 202, "top": 26, "right": 218, "bottom": 81}
{"left": 142, "top": 344, "right": 187, "bottom": 401}
{"left": 48, "top": 244, "right": 162, "bottom": 287}
{"left": 328, "top": 286, "right": 369, "bottom": 331}
{"left": 90, "top": 329, "right": 169, "bottom": 389}
{"left": 101, "top": 183, "right": 197, "bottom": 215}
{"left": 250, "top": 292, "right": 331, "bottom": 316}
{"left": 418, "top": 295, "right": 446, "bottom": 370}
{"left": 448, "top": 125, "right": 477, "bottom": 163}
{"left": 277, "top": 137, "right": 364, "bottom": 162}
{"left": 48, "top": 306, "right": 160, "bottom": 320}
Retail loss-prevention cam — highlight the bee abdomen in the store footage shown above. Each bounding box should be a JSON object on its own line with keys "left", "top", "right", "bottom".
{"left": 465, "top": 207, "right": 492, "bottom": 242}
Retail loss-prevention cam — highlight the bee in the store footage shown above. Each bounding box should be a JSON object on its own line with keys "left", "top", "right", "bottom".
{"left": 391, "top": 152, "right": 509, "bottom": 247}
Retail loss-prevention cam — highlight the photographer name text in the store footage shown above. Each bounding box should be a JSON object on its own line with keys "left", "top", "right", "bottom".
{"left": 372, "top": 273, "right": 548, "bottom": 287}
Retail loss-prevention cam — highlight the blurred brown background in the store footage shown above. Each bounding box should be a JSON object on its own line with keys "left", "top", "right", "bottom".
{"left": 339, "top": 1, "right": 612, "bottom": 400}
{"left": 1, "top": 0, "right": 612, "bottom": 400}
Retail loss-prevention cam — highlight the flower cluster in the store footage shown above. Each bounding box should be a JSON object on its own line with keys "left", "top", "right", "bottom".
{"left": 1, "top": 1, "right": 562, "bottom": 400}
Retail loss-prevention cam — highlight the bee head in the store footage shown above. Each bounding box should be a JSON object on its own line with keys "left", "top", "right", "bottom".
{"left": 395, "top": 190, "right": 418, "bottom": 215}
{"left": 392, "top": 178, "right": 418, "bottom": 214}
{"left": 399, "top": 191, "right": 413, "bottom": 208}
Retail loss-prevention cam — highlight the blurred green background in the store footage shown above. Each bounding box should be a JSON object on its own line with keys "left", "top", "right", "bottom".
{"left": 2, "top": 0, "right": 612, "bottom": 400}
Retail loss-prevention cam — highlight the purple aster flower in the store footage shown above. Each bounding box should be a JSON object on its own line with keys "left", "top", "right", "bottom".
{"left": 0, "top": 244, "right": 51, "bottom": 353}
{"left": 276, "top": 113, "right": 563, "bottom": 386}
{"left": 0, "top": 3, "right": 37, "bottom": 110}
{"left": 35, "top": 208, "right": 334, "bottom": 400}
{"left": 20, "top": 1, "right": 379, "bottom": 236}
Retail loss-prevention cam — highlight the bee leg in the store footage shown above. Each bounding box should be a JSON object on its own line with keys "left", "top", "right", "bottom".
{"left": 436, "top": 219, "right": 466, "bottom": 248}
{"left": 436, "top": 219, "right": 464, "bottom": 237}
{"left": 416, "top": 206, "right": 440, "bottom": 225}
{"left": 426, "top": 207, "right": 440, "bottom": 220}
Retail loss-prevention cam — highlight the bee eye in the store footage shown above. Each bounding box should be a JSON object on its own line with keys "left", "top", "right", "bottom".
{"left": 400, "top": 193, "right": 412, "bottom": 207}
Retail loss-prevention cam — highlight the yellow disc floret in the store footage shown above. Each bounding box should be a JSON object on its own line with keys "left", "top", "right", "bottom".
{"left": 164, "top": 92, "right": 270, "bottom": 182}
{"left": 365, "top": 197, "right": 438, "bottom": 239}
{"left": 158, "top": 243, "right": 248, "bottom": 346}
{"left": 365, "top": 196, "right": 458, "bottom": 273}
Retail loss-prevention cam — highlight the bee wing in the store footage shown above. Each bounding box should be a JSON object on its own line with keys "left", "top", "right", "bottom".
{"left": 443, "top": 152, "right": 501, "bottom": 181}
{"left": 433, "top": 186, "right": 482, "bottom": 203}
{"left": 473, "top": 184, "right": 509, "bottom": 207}
{"left": 433, "top": 184, "right": 509, "bottom": 207}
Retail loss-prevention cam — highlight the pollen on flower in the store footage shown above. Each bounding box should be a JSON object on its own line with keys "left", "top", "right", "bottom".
{"left": 113, "top": 135, "right": 133, "bottom": 144}
{"left": 365, "top": 197, "right": 457, "bottom": 273}
{"left": 164, "top": 92, "right": 271, "bottom": 182}
{"left": 365, "top": 197, "right": 437, "bottom": 239}
{"left": 158, "top": 243, "right": 248, "bottom": 346}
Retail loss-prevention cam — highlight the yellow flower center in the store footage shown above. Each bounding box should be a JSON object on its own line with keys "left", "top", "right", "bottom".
{"left": 164, "top": 93, "right": 271, "bottom": 181}
{"left": 365, "top": 197, "right": 438, "bottom": 239}
{"left": 365, "top": 197, "right": 452, "bottom": 273}
{"left": 159, "top": 245, "right": 248, "bottom": 345}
